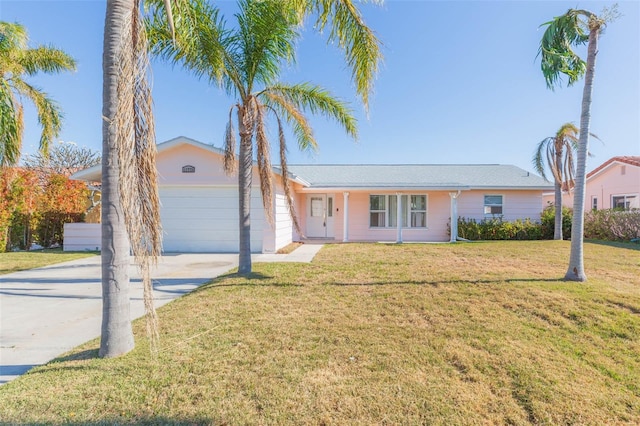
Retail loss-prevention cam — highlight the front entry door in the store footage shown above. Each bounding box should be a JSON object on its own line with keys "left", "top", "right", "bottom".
{"left": 307, "top": 194, "right": 334, "bottom": 238}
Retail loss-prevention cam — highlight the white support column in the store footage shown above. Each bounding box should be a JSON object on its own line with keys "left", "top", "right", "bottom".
{"left": 343, "top": 192, "right": 350, "bottom": 242}
{"left": 396, "top": 192, "right": 403, "bottom": 243}
{"left": 449, "top": 191, "right": 461, "bottom": 242}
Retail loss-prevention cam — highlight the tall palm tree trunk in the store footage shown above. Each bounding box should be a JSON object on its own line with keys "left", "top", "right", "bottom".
{"left": 100, "top": 0, "right": 135, "bottom": 357}
{"left": 565, "top": 25, "right": 599, "bottom": 282}
{"left": 237, "top": 106, "right": 253, "bottom": 274}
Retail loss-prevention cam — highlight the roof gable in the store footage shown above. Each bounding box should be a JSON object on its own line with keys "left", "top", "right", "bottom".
{"left": 587, "top": 156, "right": 640, "bottom": 180}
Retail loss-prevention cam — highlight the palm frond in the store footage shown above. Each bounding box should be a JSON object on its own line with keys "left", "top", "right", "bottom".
{"left": 0, "top": 81, "right": 22, "bottom": 166}
{"left": 255, "top": 100, "right": 274, "bottom": 225}
{"left": 18, "top": 46, "right": 76, "bottom": 75}
{"left": 146, "top": 0, "right": 237, "bottom": 90}
{"left": 224, "top": 105, "right": 238, "bottom": 174}
{"left": 262, "top": 82, "right": 357, "bottom": 149}
{"left": 262, "top": 90, "right": 316, "bottom": 152}
{"left": 112, "top": 3, "right": 162, "bottom": 352}
{"left": 276, "top": 115, "right": 303, "bottom": 236}
{"left": 532, "top": 137, "right": 552, "bottom": 180}
{"left": 235, "top": 0, "right": 299, "bottom": 90}
{"left": 538, "top": 9, "right": 592, "bottom": 90}
{"left": 533, "top": 122, "right": 583, "bottom": 190}
{"left": 305, "top": 0, "right": 382, "bottom": 110}
{"left": 0, "top": 22, "right": 28, "bottom": 52}
{"left": 11, "top": 78, "right": 62, "bottom": 157}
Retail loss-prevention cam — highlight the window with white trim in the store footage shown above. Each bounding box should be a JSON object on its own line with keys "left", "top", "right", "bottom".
{"left": 411, "top": 195, "right": 427, "bottom": 227}
{"left": 484, "top": 195, "right": 503, "bottom": 216}
{"left": 612, "top": 194, "right": 638, "bottom": 210}
{"left": 370, "top": 194, "right": 427, "bottom": 228}
{"left": 591, "top": 197, "right": 598, "bottom": 210}
{"left": 369, "top": 195, "right": 386, "bottom": 227}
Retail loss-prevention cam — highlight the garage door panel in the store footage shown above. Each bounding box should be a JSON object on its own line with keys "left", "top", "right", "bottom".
{"left": 158, "top": 186, "right": 264, "bottom": 253}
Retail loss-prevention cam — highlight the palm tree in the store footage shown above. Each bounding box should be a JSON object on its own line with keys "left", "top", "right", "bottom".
{"left": 100, "top": 0, "right": 176, "bottom": 357}
{"left": 533, "top": 123, "right": 579, "bottom": 240}
{"left": 0, "top": 21, "right": 76, "bottom": 166}
{"left": 539, "top": 7, "right": 613, "bottom": 281}
{"left": 147, "top": 0, "right": 381, "bottom": 274}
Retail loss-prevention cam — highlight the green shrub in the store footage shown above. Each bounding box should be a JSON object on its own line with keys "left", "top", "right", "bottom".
{"left": 584, "top": 209, "right": 640, "bottom": 241}
{"left": 457, "top": 217, "right": 544, "bottom": 241}
{"left": 540, "top": 206, "right": 572, "bottom": 240}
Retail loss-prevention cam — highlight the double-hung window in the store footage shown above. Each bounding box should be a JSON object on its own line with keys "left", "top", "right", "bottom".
{"left": 484, "top": 195, "right": 503, "bottom": 216}
{"left": 369, "top": 195, "right": 386, "bottom": 227}
{"left": 370, "top": 194, "right": 427, "bottom": 228}
{"left": 410, "top": 195, "right": 427, "bottom": 227}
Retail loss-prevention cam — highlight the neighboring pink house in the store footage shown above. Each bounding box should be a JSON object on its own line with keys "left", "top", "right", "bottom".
{"left": 542, "top": 156, "right": 640, "bottom": 211}
{"left": 66, "top": 136, "right": 552, "bottom": 253}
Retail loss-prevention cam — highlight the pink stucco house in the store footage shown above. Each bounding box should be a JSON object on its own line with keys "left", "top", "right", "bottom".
{"left": 66, "top": 136, "right": 552, "bottom": 252}
{"left": 542, "top": 156, "right": 640, "bottom": 211}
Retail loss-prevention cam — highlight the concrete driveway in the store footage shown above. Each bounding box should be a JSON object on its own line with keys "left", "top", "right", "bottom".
{"left": 0, "top": 245, "right": 322, "bottom": 384}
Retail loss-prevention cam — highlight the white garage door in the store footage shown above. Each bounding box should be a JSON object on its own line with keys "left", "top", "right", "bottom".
{"left": 159, "top": 186, "right": 264, "bottom": 253}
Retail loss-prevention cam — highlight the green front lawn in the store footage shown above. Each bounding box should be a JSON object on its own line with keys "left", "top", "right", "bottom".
{"left": 1, "top": 241, "right": 639, "bottom": 424}
{"left": 0, "top": 249, "right": 97, "bottom": 275}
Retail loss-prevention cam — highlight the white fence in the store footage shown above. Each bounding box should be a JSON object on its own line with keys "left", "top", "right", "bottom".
{"left": 63, "top": 223, "right": 101, "bottom": 252}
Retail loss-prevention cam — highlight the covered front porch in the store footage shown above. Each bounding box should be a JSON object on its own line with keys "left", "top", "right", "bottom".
{"left": 296, "top": 190, "right": 465, "bottom": 244}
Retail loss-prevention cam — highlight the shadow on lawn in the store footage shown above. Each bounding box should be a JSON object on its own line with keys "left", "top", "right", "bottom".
{"left": 194, "top": 271, "right": 303, "bottom": 292}
{"left": 329, "top": 278, "right": 565, "bottom": 287}
{"left": 586, "top": 239, "right": 640, "bottom": 251}
{"left": 0, "top": 416, "right": 215, "bottom": 426}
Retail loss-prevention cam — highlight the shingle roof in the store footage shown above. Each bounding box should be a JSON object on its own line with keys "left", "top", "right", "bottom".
{"left": 286, "top": 164, "right": 552, "bottom": 190}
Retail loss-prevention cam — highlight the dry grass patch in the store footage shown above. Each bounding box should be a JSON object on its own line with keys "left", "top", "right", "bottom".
{"left": 0, "top": 249, "right": 97, "bottom": 275}
{"left": 0, "top": 241, "right": 638, "bottom": 425}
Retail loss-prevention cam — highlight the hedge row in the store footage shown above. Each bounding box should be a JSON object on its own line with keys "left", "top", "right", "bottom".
{"left": 455, "top": 207, "right": 640, "bottom": 242}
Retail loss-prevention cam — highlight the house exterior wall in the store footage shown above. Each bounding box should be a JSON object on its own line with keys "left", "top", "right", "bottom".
{"left": 458, "top": 190, "right": 544, "bottom": 222}
{"left": 541, "top": 162, "right": 640, "bottom": 210}
{"left": 263, "top": 176, "right": 296, "bottom": 252}
{"left": 333, "top": 191, "right": 450, "bottom": 242}
{"left": 542, "top": 190, "right": 573, "bottom": 209}
{"left": 585, "top": 163, "right": 640, "bottom": 210}
{"left": 68, "top": 138, "right": 552, "bottom": 251}
{"left": 63, "top": 223, "right": 101, "bottom": 251}
{"left": 295, "top": 189, "right": 544, "bottom": 243}
{"left": 157, "top": 144, "right": 239, "bottom": 186}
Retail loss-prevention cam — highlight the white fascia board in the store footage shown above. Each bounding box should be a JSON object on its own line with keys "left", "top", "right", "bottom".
{"left": 297, "top": 185, "right": 472, "bottom": 193}
{"left": 458, "top": 185, "right": 554, "bottom": 191}
{"left": 70, "top": 164, "right": 102, "bottom": 182}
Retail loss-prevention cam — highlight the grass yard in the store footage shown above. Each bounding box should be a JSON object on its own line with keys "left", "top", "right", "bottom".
{"left": 0, "top": 241, "right": 639, "bottom": 425}
{"left": 0, "top": 249, "right": 97, "bottom": 275}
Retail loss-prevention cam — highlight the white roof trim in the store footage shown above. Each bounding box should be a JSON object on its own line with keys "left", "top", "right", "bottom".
{"left": 71, "top": 136, "right": 295, "bottom": 184}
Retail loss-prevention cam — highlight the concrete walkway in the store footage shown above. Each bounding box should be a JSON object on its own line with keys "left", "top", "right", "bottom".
{"left": 0, "top": 243, "right": 323, "bottom": 384}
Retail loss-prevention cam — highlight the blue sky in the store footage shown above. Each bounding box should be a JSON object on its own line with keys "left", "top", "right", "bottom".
{"left": 2, "top": 0, "right": 638, "bottom": 174}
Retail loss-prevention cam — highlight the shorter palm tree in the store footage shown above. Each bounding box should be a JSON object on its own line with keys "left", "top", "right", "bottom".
{"left": 533, "top": 123, "right": 579, "bottom": 240}
{"left": 0, "top": 22, "right": 76, "bottom": 166}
